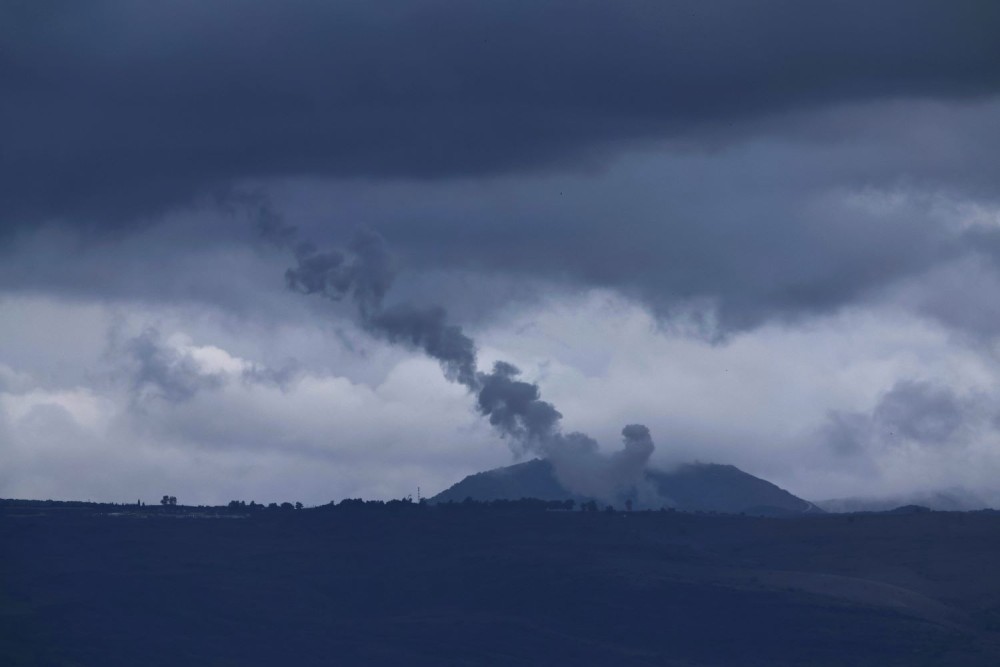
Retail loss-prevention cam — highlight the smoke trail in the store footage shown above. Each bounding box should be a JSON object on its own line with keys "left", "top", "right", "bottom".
{"left": 285, "top": 229, "right": 480, "bottom": 388}
{"left": 546, "top": 425, "right": 657, "bottom": 502}
{"left": 283, "top": 226, "right": 656, "bottom": 502}
{"left": 371, "top": 305, "right": 479, "bottom": 388}
{"left": 476, "top": 361, "right": 561, "bottom": 444}
{"left": 286, "top": 228, "right": 395, "bottom": 319}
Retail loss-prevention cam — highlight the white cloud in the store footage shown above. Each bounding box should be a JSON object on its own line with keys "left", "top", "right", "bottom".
{"left": 5, "top": 245, "right": 1000, "bottom": 507}
{"left": 478, "top": 290, "right": 1000, "bottom": 501}
{"left": 0, "top": 298, "right": 507, "bottom": 504}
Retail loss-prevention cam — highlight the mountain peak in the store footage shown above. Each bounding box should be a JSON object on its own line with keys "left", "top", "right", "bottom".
{"left": 432, "top": 458, "right": 818, "bottom": 516}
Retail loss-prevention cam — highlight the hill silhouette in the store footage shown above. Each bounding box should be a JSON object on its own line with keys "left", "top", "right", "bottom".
{"left": 818, "top": 488, "right": 992, "bottom": 513}
{"left": 432, "top": 458, "right": 819, "bottom": 515}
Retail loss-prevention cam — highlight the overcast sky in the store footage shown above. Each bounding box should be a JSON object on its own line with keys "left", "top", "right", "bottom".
{"left": 4, "top": 1, "right": 1000, "bottom": 506}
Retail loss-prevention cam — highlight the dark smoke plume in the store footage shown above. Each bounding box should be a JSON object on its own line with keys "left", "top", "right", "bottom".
{"left": 476, "top": 361, "right": 562, "bottom": 444}
{"left": 283, "top": 226, "right": 657, "bottom": 502}
{"left": 371, "top": 305, "right": 479, "bottom": 388}
{"left": 286, "top": 229, "right": 395, "bottom": 319}
{"left": 546, "top": 425, "right": 658, "bottom": 503}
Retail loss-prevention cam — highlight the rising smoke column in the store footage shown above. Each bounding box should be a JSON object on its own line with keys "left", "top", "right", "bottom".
{"left": 546, "top": 425, "right": 657, "bottom": 502}
{"left": 284, "top": 227, "right": 657, "bottom": 502}
{"left": 475, "top": 361, "right": 561, "bottom": 445}
{"left": 285, "top": 229, "right": 480, "bottom": 388}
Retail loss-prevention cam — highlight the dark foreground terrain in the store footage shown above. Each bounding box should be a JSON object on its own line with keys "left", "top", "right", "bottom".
{"left": 4, "top": 503, "right": 1000, "bottom": 666}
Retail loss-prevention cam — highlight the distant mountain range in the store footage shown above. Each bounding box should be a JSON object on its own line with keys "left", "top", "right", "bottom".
{"left": 817, "top": 489, "right": 993, "bottom": 513}
{"left": 431, "top": 458, "right": 821, "bottom": 516}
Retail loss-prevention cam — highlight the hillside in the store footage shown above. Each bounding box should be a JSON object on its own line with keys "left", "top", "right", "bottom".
{"left": 4, "top": 505, "right": 1000, "bottom": 666}
{"left": 432, "top": 458, "right": 818, "bottom": 515}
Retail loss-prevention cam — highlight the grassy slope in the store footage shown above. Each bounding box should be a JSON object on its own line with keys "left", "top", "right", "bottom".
{"left": 3, "top": 507, "right": 1000, "bottom": 666}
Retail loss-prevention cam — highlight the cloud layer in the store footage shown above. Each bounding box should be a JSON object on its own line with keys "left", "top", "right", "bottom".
{"left": 4, "top": 1, "right": 1000, "bottom": 225}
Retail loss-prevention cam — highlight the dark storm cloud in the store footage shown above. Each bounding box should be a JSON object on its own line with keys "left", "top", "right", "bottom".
{"left": 874, "top": 380, "right": 966, "bottom": 445}
{"left": 5, "top": 1, "right": 1000, "bottom": 343}
{"left": 821, "top": 380, "right": 989, "bottom": 456}
{"left": 3, "top": 0, "right": 999, "bottom": 226}
{"left": 286, "top": 147, "right": 980, "bottom": 334}
{"left": 905, "top": 229, "right": 1000, "bottom": 340}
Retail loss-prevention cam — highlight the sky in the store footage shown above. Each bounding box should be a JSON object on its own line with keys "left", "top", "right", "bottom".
{"left": 3, "top": 1, "right": 1000, "bottom": 506}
